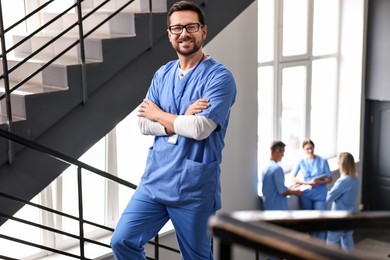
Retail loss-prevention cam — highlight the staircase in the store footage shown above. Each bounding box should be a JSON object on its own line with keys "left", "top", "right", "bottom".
{"left": 0, "top": 0, "right": 255, "bottom": 231}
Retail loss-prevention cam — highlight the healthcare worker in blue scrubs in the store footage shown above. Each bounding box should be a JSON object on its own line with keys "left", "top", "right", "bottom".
{"left": 291, "top": 138, "right": 332, "bottom": 240}
{"left": 261, "top": 141, "right": 302, "bottom": 210}
{"left": 110, "top": 1, "right": 237, "bottom": 259}
{"left": 326, "top": 152, "right": 359, "bottom": 252}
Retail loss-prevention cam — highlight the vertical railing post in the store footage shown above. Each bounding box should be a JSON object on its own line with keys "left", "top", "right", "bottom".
{"left": 0, "top": 1, "right": 14, "bottom": 164}
{"left": 77, "top": 166, "right": 85, "bottom": 259}
{"left": 148, "top": 0, "right": 153, "bottom": 48}
{"left": 154, "top": 234, "right": 159, "bottom": 260}
{"left": 75, "top": 0, "right": 88, "bottom": 104}
{"left": 219, "top": 241, "right": 232, "bottom": 260}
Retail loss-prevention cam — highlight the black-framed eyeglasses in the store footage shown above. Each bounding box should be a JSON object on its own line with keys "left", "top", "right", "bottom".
{"left": 168, "top": 23, "right": 203, "bottom": 35}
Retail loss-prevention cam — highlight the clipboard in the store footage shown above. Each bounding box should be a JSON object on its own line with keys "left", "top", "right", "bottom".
{"left": 311, "top": 173, "right": 328, "bottom": 181}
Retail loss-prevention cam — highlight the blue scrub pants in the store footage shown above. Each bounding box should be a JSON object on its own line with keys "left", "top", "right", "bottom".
{"left": 300, "top": 196, "right": 327, "bottom": 241}
{"left": 110, "top": 190, "right": 215, "bottom": 260}
{"left": 326, "top": 230, "right": 354, "bottom": 252}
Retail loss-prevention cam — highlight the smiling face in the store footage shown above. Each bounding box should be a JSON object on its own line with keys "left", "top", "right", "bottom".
{"left": 303, "top": 143, "right": 315, "bottom": 159}
{"left": 167, "top": 10, "right": 207, "bottom": 57}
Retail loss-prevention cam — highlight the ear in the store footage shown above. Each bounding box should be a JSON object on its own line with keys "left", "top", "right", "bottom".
{"left": 167, "top": 30, "right": 173, "bottom": 42}
{"left": 202, "top": 25, "right": 208, "bottom": 40}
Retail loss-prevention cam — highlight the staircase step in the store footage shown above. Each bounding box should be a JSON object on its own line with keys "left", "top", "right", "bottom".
{"left": 82, "top": 0, "right": 167, "bottom": 13}
{"left": 0, "top": 81, "right": 67, "bottom": 120}
{"left": 12, "top": 33, "right": 109, "bottom": 61}
{"left": 41, "top": 11, "right": 136, "bottom": 38}
{"left": 0, "top": 55, "right": 77, "bottom": 88}
{"left": 0, "top": 114, "right": 24, "bottom": 124}
{"left": 12, "top": 9, "right": 137, "bottom": 61}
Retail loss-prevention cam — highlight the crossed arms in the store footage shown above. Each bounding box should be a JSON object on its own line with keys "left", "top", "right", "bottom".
{"left": 137, "top": 98, "right": 217, "bottom": 140}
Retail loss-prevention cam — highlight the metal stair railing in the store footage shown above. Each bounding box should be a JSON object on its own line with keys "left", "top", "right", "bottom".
{"left": 0, "top": 128, "right": 180, "bottom": 259}
{"left": 0, "top": 127, "right": 181, "bottom": 259}
{"left": 0, "top": 0, "right": 150, "bottom": 164}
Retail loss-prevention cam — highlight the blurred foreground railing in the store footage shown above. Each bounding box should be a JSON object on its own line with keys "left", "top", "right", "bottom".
{"left": 209, "top": 210, "right": 390, "bottom": 260}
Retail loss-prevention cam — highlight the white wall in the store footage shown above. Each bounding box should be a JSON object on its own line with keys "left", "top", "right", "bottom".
{"left": 204, "top": 2, "right": 259, "bottom": 215}
{"left": 204, "top": 2, "right": 259, "bottom": 259}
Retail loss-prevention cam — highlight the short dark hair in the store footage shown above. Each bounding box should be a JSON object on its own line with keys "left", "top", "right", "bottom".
{"left": 270, "top": 140, "right": 286, "bottom": 153}
{"left": 167, "top": 1, "right": 206, "bottom": 27}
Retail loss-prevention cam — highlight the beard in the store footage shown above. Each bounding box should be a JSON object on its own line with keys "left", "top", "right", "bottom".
{"left": 174, "top": 36, "right": 203, "bottom": 56}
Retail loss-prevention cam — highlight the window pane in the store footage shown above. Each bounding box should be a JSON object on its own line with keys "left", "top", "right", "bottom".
{"left": 258, "top": 0, "right": 274, "bottom": 62}
{"left": 0, "top": 197, "right": 42, "bottom": 258}
{"left": 282, "top": 0, "right": 308, "bottom": 56}
{"left": 59, "top": 138, "right": 106, "bottom": 241}
{"left": 313, "top": 0, "right": 339, "bottom": 56}
{"left": 116, "top": 110, "right": 154, "bottom": 212}
{"left": 81, "top": 139, "right": 106, "bottom": 227}
{"left": 82, "top": 171, "right": 106, "bottom": 227}
{"left": 281, "top": 66, "right": 307, "bottom": 166}
{"left": 258, "top": 66, "right": 274, "bottom": 164}
{"left": 310, "top": 58, "right": 337, "bottom": 157}
{"left": 258, "top": 66, "right": 274, "bottom": 195}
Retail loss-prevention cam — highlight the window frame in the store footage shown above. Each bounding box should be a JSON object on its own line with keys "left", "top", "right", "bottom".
{"left": 258, "top": 0, "right": 348, "bottom": 175}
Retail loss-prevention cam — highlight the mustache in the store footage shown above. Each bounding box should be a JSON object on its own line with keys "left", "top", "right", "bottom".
{"left": 178, "top": 36, "right": 193, "bottom": 42}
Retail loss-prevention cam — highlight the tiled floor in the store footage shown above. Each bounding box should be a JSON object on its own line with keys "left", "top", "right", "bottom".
{"left": 354, "top": 229, "right": 390, "bottom": 259}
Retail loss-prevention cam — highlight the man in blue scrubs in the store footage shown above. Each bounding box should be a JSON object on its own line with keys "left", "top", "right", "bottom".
{"left": 261, "top": 141, "right": 302, "bottom": 210}
{"left": 110, "top": 1, "right": 236, "bottom": 259}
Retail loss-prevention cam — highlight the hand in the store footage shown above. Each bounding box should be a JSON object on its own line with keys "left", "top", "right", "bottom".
{"left": 295, "top": 189, "right": 303, "bottom": 196}
{"left": 288, "top": 184, "right": 303, "bottom": 196}
{"left": 138, "top": 98, "right": 163, "bottom": 121}
{"left": 289, "top": 183, "right": 301, "bottom": 189}
{"left": 185, "top": 98, "right": 210, "bottom": 115}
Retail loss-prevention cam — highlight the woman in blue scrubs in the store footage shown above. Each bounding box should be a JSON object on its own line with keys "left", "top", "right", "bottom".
{"left": 326, "top": 152, "right": 359, "bottom": 252}
{"left": 110, "top": 1, "right": 236, "bottom": 259}
{"left": 291, "top": 138, "right": 332, "bottom": 240}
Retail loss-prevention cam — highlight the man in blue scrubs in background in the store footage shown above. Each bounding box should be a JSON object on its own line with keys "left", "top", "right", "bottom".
{"left": 110, "top": 1, "right": 236, "bottom": 259}
{"left": 262, "top": 141, "right": 302, "bottom": 210}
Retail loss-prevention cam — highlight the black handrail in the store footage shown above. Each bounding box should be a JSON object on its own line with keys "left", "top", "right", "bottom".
{"left": 0, "top": 191, "right": 114, "bottom": 232}
{"left": 0, "top": 233, "right": 91, "bottom": 260}
{"left": 0, "top": 127, "right": 136, "bottom": 188}
{"left": 0, "top": 128, "right": 180, "bottom": 259}
{"left": 77, "top": 166, "right": 86, "bottom": 258}
{"left": 76, "top": 0, "right": 88, "bottom": 104}
{"left": 209, "top": 210, "right": 390, "bottom": 260}
{"left": 0, "top": 211, "right": 109, "bottom": 252}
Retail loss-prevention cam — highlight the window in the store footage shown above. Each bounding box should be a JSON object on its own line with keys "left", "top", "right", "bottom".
{"left": 257, "top": 0, "right": 365, "bottom": 194}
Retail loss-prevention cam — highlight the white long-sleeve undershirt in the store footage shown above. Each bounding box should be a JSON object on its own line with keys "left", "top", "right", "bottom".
{"left": 174, "top": 115, "right": 218, "bottom": 140}
{"left": 138, "top": 115, "right": 217, "bottom": 140}
{"left": 138, "top": 117, "right": 167, "bottom": 136}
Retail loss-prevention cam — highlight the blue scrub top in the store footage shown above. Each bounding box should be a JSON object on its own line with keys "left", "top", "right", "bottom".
{"left": 292, "top": 156, "right": 332, "bottom": 201}
{"left": 137, "top": 57, "right": 236, "bottom": 211}
{"left": 327, "top": 175, "right": 359, "bottom": 212}
{"left": 261, "top": 161, "right": 289, "bottom": 210}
